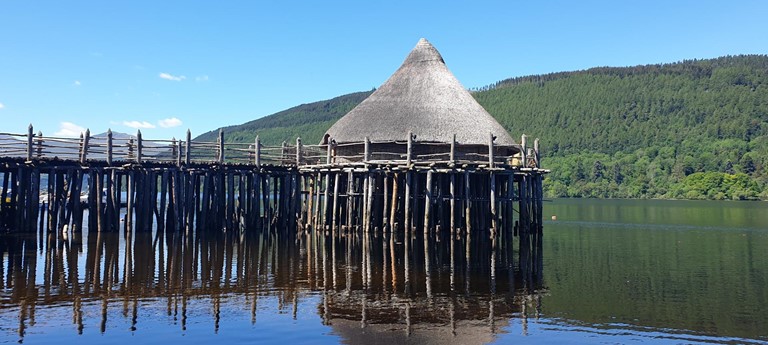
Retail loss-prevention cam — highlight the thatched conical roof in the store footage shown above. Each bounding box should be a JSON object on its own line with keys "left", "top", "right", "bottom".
{"left": 325, "top": 38, "right": 515, "bottom": 145}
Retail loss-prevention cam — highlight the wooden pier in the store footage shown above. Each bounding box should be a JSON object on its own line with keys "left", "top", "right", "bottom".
{"left": 0, "top": 126, "right": 546, "bottom": 248}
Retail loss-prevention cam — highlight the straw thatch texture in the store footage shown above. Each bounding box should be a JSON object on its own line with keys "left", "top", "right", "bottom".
{"left": 325, "top": 38, "right": 515, "bottom": 146}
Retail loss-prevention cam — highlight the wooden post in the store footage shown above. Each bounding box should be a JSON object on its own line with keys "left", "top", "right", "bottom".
{"left": 296, "top": 137, "right": 302, "bottom": 166}
{"left": 364, "top": 137, "right": 370, "bottom": 163}
{"left": 107, "top": 129, "right": 113, "bottom": 165}
{"left": 36, "top": 131, "right": 43, "bottom": 158}
{"left": 521, "top": 134, "right": 527, "bottom": 168}
{"left": 322, "top": 173, "right": 330, "bottom": 229}
{"left": 534, "top": 138, "right": 540, "bottom": 168}
{"left": 389, "top": 173, "right": 398, "bottom": 232}
{"left": 326, "top": 138, "right": 332, "bottom": 164}
{"left": 255, "top": 135, "right": 261, "bottom": 167}
{"left": 423, "top": 170, "right": 433, "bottom": 234}
{"left": 488, "top": 132, "right": 495, "bottom": 168}
{"left": 26, "top": 124, "right": 34, "bottom": 161}
{"left": 176, "top": 140, "right": 183, "bottom": 167}
{"left": 185, "top": 129, "right": 191, "bottom": 165}
{"left": 136, "top": 130, "right": 142, "bottom": 163}
{"left": 218, "top": 129, "right": 225, "bottom": 163}
{"left": 171, "top": 137, "right": 178, "bottom": 165}
{"left": 346, "top": 170, "right": 354, "bottom": 230}
{"left": 464, "top": 170, "right": 471, "bottom": 233}
{"left": 450, "top": 134, "right": 456, "bottom": 164}
{"left": 331, "top": 172, "right": 340, "bottom": 230}
{"left": 81, "top": 129, "right": 91, "bottom": 164}
{"left": 404, "top": 170, "right": 412, "bottom": 232}
{"left": 490, "top": 172, "right": 497, "bottom": 233}
{"left": 450, "top": 171, "right": 456, "bottom": 233}
{"left": 382, "top": 173, "right": 389, "bottom": 230}
{"left": 406, "top": 131, "right": 413, "bottom": 166}
{"left": 364, "top": 173, "right": 374, "bottom": 232}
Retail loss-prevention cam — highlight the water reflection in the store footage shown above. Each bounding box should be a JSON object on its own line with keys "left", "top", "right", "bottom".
{"left": 0, "top": 224, "right": 544, "bottom": 343}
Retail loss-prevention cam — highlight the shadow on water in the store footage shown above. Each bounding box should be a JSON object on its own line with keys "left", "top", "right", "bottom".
{"left": 0, "top": 218, "right": 545, "bottom": 344}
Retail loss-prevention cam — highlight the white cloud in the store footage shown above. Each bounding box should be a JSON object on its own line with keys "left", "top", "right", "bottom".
{"left": 195, "top": 75, "right": 209, "bottom": 82}
{"left": 159, "top": 72, "right": 186, "bottom": 81}
{"left": 55, "top": 122, "right": 86, "bottom": 137}
{"left": 73, "top": 80, "right": 81, "bottom": 86}
{"left": 122, "top": 120, "right": 156, "bottom": 129}
{"left": 0, "top": 102, "right": 4, "bottom": 109}
{"left": 158, "top": 117, "right": 182, "bottom": 128}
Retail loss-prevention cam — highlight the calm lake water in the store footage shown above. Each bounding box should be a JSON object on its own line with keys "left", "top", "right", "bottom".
{"left": 1, "top": 199, "right": 766, "bottom": 344}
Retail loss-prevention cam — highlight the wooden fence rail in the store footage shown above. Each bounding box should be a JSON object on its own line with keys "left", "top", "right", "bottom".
{"left": 0, "top": 125, "right": 541, "bottom": 168}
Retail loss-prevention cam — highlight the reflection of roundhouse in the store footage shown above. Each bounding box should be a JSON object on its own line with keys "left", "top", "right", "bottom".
{"left": 324, "top": 39, "right": 521, "bottom": 164}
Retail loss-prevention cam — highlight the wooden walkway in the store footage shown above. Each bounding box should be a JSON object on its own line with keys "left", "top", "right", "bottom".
{"left": 0, "top": 125, "right": 547, "bottom": 254}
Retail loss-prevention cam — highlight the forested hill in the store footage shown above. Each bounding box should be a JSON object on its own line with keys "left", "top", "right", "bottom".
{"left": 196, "top": 55, "right": 768, "bottom": 200}
{"left": 195, "top": 91, "right": 371, "bottom": 144}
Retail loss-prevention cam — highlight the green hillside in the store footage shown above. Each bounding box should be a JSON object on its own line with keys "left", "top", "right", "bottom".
{"left": 195, "top": 91, "right": 371, "bottom": 145}
{"left": 195, "top": 55, "right": 768, "bottom": 200}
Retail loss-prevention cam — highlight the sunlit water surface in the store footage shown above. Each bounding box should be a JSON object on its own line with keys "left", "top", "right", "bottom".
{"left": 1, "top": 199, "right": 766, "bottom": 344}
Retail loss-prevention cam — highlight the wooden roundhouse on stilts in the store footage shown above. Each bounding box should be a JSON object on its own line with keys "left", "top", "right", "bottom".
{"left": 304, "top": 38, "right": 547, "bottom": 238}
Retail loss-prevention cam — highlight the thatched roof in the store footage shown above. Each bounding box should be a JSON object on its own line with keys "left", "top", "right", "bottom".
{"left": 325, "top": 38, "right": 515, "bottom": 146}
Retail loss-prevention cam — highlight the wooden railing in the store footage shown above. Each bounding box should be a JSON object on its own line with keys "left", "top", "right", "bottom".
{"left": 0, "top": 126, "right": 542, "bottom": 168}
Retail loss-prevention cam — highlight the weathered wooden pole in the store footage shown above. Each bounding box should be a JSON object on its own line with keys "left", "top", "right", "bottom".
{"left": 331, "top": 172, "right": 340, "bottom": 230}
{"left": 326, "top": 138, "right": 332, "bottom": 164}
{"left": 404, "top": 170, "right": 412, "bottom": 233}
{"left": 255, "top": 135, "right": 261, "bottom": 167}
{"left": 464, "top": 170, "right": 471, "bottom": 233}
{"left": 36, "top": 131, "right": 43, "bottom": 158}
{"left": 26, "top": 124, "right": 34, "bottom": 161}
{"left": 296, "top": 137, "right": 302, "bottom": 166}
{"left": 534, "top": 138, "right": 540, "bottom": 168}
{"left": 106, "top": 129, "right": 113, "bottom": 165}
{"left": 389, "top": 173, "right": 398, "bottom": 232}
{"left": 450, "top": 134, "right": 456, "bottom": 163}
{"left": 423, "top": 170, "right": 433, "bottom": 234}
{"left": 218, "top": 129, "right": 225, "bottom": 163}
{"left": 521, "top": 134, "right": 527, "bottom": 167}
{"left": 81, "top": 129, "right": 91, "bottom": 164}
{"left": 488, "top": 132, "right": 495, "bottom": 168}
{"left": 346, "top": 170, "right": 354, "bottom": 230}
{"left": 136, "top": 130, "right": 143, "bottom": 163}
{"left": 406, "top": 131, "right": 413, "bottom": 166}
{"left": 185, "top": 129, "right": 192, "bottom": 165}
{"left": 450, "top": 170, "right": 456, "bottom": 233}
{"left": 364, "top": 137, "right": 370, "bottom": 163}
{"left": 322, "top": 172, "right": 330, "bottom": 229}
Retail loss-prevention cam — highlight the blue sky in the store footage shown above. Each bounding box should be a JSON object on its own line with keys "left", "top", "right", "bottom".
{"left": 1, "top": 1, "right": 766, "bottom": 140}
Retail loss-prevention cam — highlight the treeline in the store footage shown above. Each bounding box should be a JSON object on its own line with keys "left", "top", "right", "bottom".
{"left": 195, "top": 55, "right": 768, "bottom": 200}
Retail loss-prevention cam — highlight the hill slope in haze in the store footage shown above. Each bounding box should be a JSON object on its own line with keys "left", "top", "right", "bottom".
{"left": 195, "top": 55, "right": 768, "bottom": 200}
